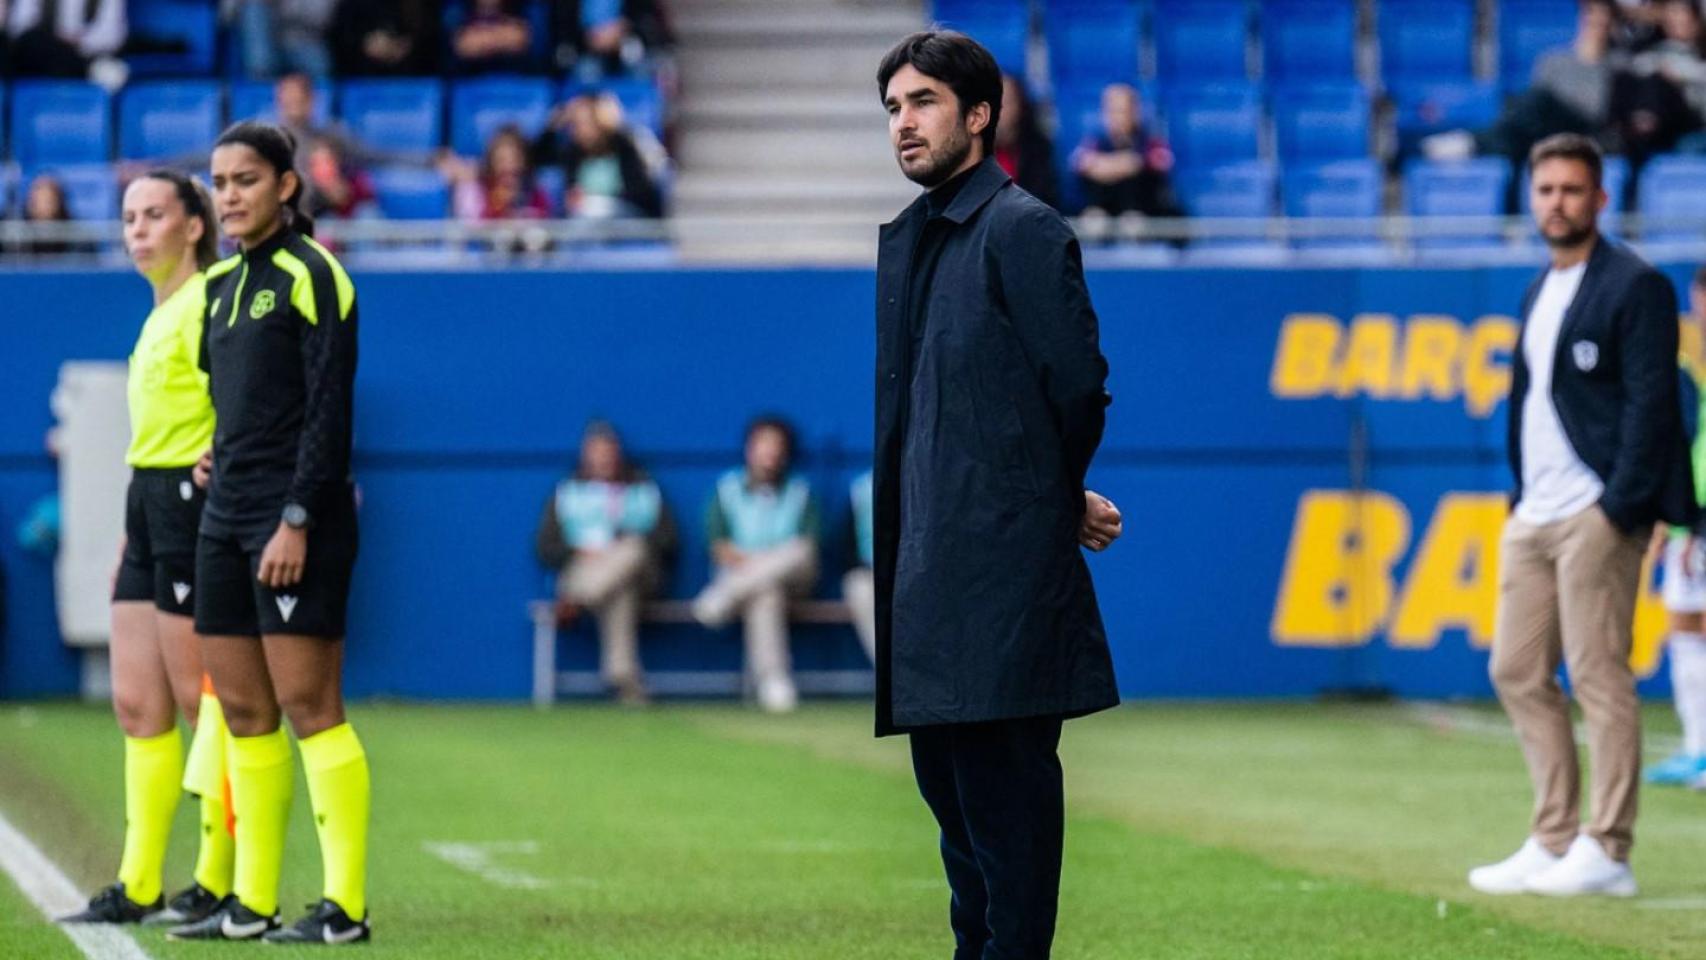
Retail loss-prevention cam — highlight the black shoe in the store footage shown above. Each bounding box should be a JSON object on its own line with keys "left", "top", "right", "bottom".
{"left": 57, "top": 883, "right": 161, "bottom": 924}
{"left": 141, "top": 882, "right": 223, "bottom": 927}
{"left": 165, "top": 895, "right": 279, "bottom": 941}
{"left": 263, "top": 899, "right": 371, "bottom": 945}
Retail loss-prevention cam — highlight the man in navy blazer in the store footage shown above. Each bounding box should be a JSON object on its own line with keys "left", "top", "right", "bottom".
{"left": 1470, "top": 133, "right": 1698, "bottom": 899}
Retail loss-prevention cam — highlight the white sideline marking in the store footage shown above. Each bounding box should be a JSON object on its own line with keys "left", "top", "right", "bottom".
{"left": 1404, "top": 704, "right": 1683, "bottom": 757}
{"left": 421, "top": 841, "right": 595, "bottom": 890}
{"left": 0, "top": 808, "right": 152, "bottom": 960}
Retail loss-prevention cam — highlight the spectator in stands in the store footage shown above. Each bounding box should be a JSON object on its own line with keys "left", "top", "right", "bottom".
{"left": 842, "top": 470, "right": 876, "bottom": 663}
{"left": 450, "top": 0, "right": 535, "bottom": 74}
{"left": 533, "top": 94, "right": 665, "bottom": 219}
{"left": 441, "top": 125, "right": 553, "bottom": 252}
{"left": 993, "top": 74, "right": 1059, "bottom": 211}
{"left": 9, "top": 172, "right": 79, "bottom": 256}
{"left": 535, "top": 421, "right": 676, "bottom": 706}
{"left": 5, "top": 0, "right": 125, "bottom": 81}
{"left": 1071, "top": 83, "right": 1180, "bottom": 227}
{"left": 329, "top": 0, "right": 442, "bottom": 76}
{"left": 552, "top": 0, "right": 672, "bottom": 79}
{"left": 231, "top": 0, "right": 335, "bottom": 80}
{"left": 304, "top": 140, "right": 378, "bottom": 222}
{"left": 1611, "top": 0, "right": 1706, "bottom": 166}
{"left": 692, "top": 416, "right": 820, "bottom": 714}
{"left": 1425, "top": 0, "right": 1622, "bottom": 181}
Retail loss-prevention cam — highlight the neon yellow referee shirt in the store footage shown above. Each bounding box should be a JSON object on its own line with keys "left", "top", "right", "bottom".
{"left": 126, "top": 274, "right": 215, "bottom": 468}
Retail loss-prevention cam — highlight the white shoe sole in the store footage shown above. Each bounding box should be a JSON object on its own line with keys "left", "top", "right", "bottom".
{"left": 1525, "top": 877, "right": 1637, "bottom": 898}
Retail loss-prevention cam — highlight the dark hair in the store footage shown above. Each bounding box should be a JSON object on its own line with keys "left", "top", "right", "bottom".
{"left": 24, "top": 173, "right": 72, "bottom": 221}
{"left": 135, "top": 169, "right": 219, "bottom": 268}
{"left": 877, "top": 30, "right": 1004, "bottom": 155}
{"left": 213, "top": 120, "right": 315, "bottom": 238}
{"left": 1528, "top": 132, "right": 1603, "bottom": 187}
{"left": 481, "top": 123, "right": 537, "bottom": 185}
{"left": 1694, "top": 263, "right": 1706, "bottom": 289}
{"left": 744, "top": 415, "right": 797, "bottom": 463}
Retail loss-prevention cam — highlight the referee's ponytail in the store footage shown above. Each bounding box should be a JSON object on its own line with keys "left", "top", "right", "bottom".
{"left": 213, "top": 120, "right": 316, "bottom": 239}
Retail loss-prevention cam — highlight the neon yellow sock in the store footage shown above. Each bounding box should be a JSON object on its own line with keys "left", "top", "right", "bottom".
{"left": 229, "top": 727, "right": 293, "bottom": 916}
{"left": 182, "top": 694, "right": 226, "bottom": 798}
{"left": 299, "top": 723, "right": 370, "bottom": 921}
{"left": 116, "top": 729, "right": 183, "bottom": 905}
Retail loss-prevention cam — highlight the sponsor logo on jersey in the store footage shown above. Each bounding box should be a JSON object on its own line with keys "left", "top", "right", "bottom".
{"left": 250, "top": 289, "right": 276, "bottom": 320}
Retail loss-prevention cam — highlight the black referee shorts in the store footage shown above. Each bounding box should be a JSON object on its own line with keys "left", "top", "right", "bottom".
{"left": 194, "top": 509, "right": 359, "bottom": 639}
{"left": 112, "top": 467, "right": 205, "bottom": 617}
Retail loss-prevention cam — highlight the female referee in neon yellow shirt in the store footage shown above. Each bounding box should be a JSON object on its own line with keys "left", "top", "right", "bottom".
{"left": 60, "top": 171, "right": 235, "bottom": 927}
{"left": 167, "top": 120, "right": 370, "bottom": 946}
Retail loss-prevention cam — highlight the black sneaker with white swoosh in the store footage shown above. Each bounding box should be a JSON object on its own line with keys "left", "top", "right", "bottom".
{"left": 57, "top": 882, "right": 160, "bottom": 923}
{"left": 165, "top": 894, "right": 279, "bottom": 941}
{"left": 263, "top": 899, "right": 371, "bottom": 945}
{"left": 141, "top": 881, "right": 222, "bottom": 926}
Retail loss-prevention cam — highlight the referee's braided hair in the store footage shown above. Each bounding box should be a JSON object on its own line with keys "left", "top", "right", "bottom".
{"left": 136, "top": 169, "right": 218, "bottom": 268}
{"left": 214, "top": 120, "right": 316, "bottom": 238}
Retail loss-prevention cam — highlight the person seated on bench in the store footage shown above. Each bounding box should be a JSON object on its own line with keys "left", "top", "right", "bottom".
{"left": 842, "top": 469, "right": 876, "bottom": 663}
{"left": 692, "top": 416, "right": 820, "bottom": 713}
{"left": 535, "top": 420, "right": 675, "bottom": 705}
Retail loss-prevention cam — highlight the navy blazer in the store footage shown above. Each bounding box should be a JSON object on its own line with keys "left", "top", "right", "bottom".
{"left": 1508, "top": 238, "right": 1698, "bottom": 533}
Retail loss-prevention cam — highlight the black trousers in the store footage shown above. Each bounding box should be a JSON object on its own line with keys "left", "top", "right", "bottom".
{"left": 909, "top": 716, "right": 1065, "bottom": 960}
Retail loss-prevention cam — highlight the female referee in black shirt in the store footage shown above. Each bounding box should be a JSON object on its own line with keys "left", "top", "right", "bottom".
{"left": 167, "top": 121, "right": 371, "bottom": 946}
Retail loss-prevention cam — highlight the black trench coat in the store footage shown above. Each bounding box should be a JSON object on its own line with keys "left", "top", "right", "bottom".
{"left": 873, "top": 158, "right": 1119, "bottom": 736}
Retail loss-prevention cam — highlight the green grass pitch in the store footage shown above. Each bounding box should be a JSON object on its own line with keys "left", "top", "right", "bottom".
{"left": 1, "top": 701, "right": 1703, "bottom": 958}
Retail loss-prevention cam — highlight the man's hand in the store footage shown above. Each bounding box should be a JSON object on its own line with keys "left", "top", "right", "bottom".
{"left": 712, "top": 541, "right": 746, "bottom": 569}
{"left": 257, "top": 523, "right": 308, "bottom": 588}
{"left": 1080, "top": 490, "right": 1122, "bottom": 552}
{"left": 192, "top": 449, "right": 213, "bottom": 489}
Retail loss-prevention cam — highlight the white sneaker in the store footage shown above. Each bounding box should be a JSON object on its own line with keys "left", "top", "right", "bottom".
{"left": 1467, "top": 838, "right": 1562, "bottom": 894}
{"left": 757, "top": 676, "right": 797, "bottom": 714}
{"left": 1522, "top": 835, "right": 1636, "bottom": 898}
{"left": 691, "top": 590, "right": 735, "bottom": 628}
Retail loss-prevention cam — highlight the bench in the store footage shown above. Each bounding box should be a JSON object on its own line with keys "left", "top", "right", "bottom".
{"left": 526, "top": 598, "right": 858, "bottom": 707}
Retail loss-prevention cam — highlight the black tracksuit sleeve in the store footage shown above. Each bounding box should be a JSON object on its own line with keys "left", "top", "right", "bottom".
{"left": 287, "top": 268, "right": 358, "bottom": 516}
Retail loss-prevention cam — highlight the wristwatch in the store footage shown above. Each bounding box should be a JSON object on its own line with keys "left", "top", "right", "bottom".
{"left": 282, "top": 503, "right": 312, "bottom": 530}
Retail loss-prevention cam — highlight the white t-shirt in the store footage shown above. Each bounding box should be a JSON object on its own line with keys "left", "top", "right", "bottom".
{"left": 1516, "top": 260, "right": 1604, "bottom": 525}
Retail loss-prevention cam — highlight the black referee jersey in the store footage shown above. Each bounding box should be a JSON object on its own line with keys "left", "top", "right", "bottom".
{"left": 200, "top": 226, "right": 358, "bottom": 548}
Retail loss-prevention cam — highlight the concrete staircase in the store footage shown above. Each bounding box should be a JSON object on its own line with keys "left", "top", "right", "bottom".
{"left": 669, "top": 0, "right": 926, "bottom": 262}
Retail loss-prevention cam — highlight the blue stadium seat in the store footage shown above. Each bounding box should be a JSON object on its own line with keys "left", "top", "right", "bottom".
{"left": 1155, "top": 0, "right": 1250, "bottom": 85}
{"left": 119, "top": 81, "right": 222, "bottom": 162}
{"left": 562, "top": 77, "right": 665, "bottom": 138}
{"left": 1379, "top": 0, "right": 1474, "bottom": 97}
{"left": 126, "top": 0, "right": 218, "bottom": 76}
{"left": 1404, "top": 158, "right": 1509, "bottom": 249}
{"left": 339, "top": 79, "right": 445, "bottom": 153}
{"left": 451, "top": 76, "right": 553, "bottom": 157}
{"left": 1638, "top": 156, "right": 1706, "bottom": 245}
{"left": 1500, "top": 0, "right": 1577, "bottom": 94}
{"left": 24, "top": 164, "right": 118, "bottom": 222}
{"left": 931, "top": 0, "right": 1031, "bottom": 74}
{"left": 1046, "top": 1, "right": 1141, "bottom": 88}
{"left": 1272, "top": 84, "right": 1369, "bottom": 169}
{"left": 370, "top": 166, "right": 451, "bottom": 220}
{"left": 1261, "top": 1, "right": 1356, "bottom": 86}
{"left": 1390, "top": 81, "right": 1501, "bottom": 141}
{"left": 1163, "top": 84, "right": 1262, "bottom": 172}
{"left": 229, "top": 79, "right": 333, "bottom": 126}
{"left": 10, "top": 82, "right": 111, "bottom": 168}
{"left": 1175, "top": 160, "right": 1275, "bottom": 218}
{"left": 1282, "top": 159, "right": 1381, "bottom": 250}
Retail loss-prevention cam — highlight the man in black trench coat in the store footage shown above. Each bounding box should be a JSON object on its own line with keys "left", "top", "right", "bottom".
{"left": 873, "top": 31, "right": 1125, "bottom": 960}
